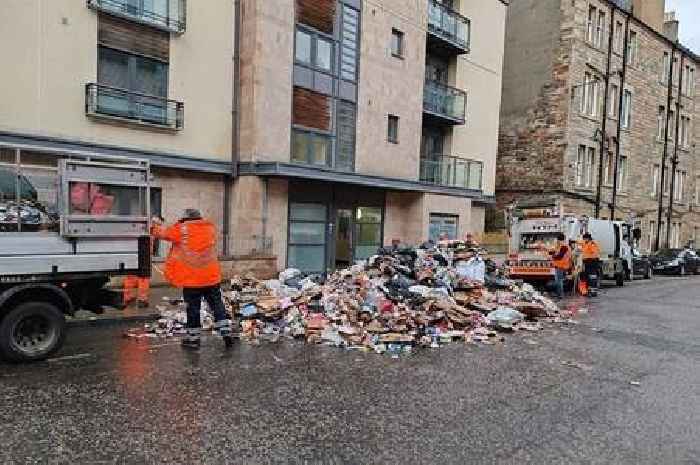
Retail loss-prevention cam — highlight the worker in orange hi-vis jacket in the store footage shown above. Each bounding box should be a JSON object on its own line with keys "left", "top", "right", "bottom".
{"left": 151, "top": 209, "right": 233, "bottom": 349}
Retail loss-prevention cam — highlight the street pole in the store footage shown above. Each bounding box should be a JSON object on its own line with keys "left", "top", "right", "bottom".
{"left": 610, "top": 11, "right": 630, "bottom": 220}
{"left": 655, "top": 47, "right": 676, "bottom": 251}
{"left": 595, "top": 8, "right": 615, "bottom": 219}
{"left": 666, "top": 53, "right": 684, "bottom": 248}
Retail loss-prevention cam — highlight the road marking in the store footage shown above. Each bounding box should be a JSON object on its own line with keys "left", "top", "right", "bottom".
{"left": 47, "top": 353, "right": 93, "bottom": 362}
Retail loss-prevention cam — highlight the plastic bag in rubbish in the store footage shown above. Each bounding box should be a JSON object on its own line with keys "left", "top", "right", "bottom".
{"left": 455, "top": 257, "right": 485, "bottom": 283}
{"left": 486, "top": 307, "right": 525, "bottom": 329}
{"left": 279, "top": 268, "right": 302, "bottom": 282}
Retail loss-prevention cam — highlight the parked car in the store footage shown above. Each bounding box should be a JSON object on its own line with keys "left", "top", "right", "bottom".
{"left": 649, "top": 248, "right": 700, "bottom": 275}
{"left": 631, "top": 249, "right": 653, "bottom": 279}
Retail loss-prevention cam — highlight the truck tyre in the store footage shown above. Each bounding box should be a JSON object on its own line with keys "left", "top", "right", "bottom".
{"left": 0, "top": 302, "right": 66, "bottom": 362}
{"left": 616, "top": 272, "right": 625, "bottom": 287}
{"left": 645, "top": 266, "right": 652, "bottom": 280}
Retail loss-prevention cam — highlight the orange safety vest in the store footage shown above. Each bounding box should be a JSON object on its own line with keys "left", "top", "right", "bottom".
{"left": 153, "top": 219, "right": 222, "bottom": 288}
{"left": 581, "top": 240, "right": 601, "bottom": 260}
{"left": 551, "top": 244, "right": 572, "bottom": 270}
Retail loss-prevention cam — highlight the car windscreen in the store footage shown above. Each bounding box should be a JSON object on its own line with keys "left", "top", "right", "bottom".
{"left": 652, "top": 249, "right": 680, "bottom": 259}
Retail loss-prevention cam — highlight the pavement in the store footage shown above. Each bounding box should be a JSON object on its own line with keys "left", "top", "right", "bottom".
{"left": 2, "top": 276, "right": 700, "bottom": 464}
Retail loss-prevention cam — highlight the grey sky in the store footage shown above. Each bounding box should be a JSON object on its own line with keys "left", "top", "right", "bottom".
{"left": 665, "top": 0, "right": 700, "bottom": 53}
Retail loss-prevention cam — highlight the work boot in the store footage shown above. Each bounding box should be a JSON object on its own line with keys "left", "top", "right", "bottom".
{"left": 215, "top": 319, "right": 235, "bottom": 348}
{"left": 181, "top": 328, "right": 201, "bottom": 350}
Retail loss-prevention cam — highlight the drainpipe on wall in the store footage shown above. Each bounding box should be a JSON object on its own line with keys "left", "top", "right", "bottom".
{"left": 609, "top": 10, "right": 630, "bottom": 220}
{"left": 655, "top": 46, "right": 676, "bottom": 251}
{"left": 595, "top": 7, "right": 616, "bottom": 218}
{"left": 223, "top": 0, "right": 242, "bottom": 257}
{"left": 666, "top": 53, "right": 684, "bottom": 248}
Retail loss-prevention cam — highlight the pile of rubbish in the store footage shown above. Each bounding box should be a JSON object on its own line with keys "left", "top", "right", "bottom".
{"left": 132, "top": 242, "right": 568, "bottom": 354}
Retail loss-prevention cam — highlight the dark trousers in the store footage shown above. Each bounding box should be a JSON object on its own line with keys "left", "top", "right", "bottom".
{"left": 182, "top": 285, "right": 229, "bottom": 331}
{"left": 583, "top": 259, "right": 601, "bottom": 289}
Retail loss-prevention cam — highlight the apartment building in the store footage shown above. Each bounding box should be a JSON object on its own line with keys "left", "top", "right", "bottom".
{"left": 497, "top": 0, "right": 699, "bottom": 252}
{"left": 231, "top": 0, "right": 506, "bottom": 273}
{"left": 0, "top": 0, "right": 507, "bottom": 276}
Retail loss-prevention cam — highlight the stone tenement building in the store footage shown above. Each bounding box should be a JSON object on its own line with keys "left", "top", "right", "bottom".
{"left": 497, "top": 0, "right": 699, "bottom": 251}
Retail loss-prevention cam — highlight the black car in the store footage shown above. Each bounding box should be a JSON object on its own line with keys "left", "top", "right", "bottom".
{"left": 650, "top": 249, "right": 700, "bottom": 275}
{"left": 631, "top": 249, "right": 653, "bottom": 280}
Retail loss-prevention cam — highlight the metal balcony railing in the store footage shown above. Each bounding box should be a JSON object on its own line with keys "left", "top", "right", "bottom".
{"left": 87, "top": 0, "right": 186, "bottom": 34}
{"left": 420, "top": 155, "right": 483, "bottom": 190}
{"left": 85, "top": 83, "right": 184, "bottom": 130}
{"left": 427, "top": 0, "right": 470, "bottom": 52}
{"left": 423, "top": 80, "right": 467, "bottom": 124}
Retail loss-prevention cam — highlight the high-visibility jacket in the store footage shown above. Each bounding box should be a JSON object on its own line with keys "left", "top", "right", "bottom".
{"left": 152, "top": 219, "right": 221, "bottom": 288}
{"left": 551, "top": 244, "right": 572, "bottom": 270}
{"left": 581, "top": 240, "right": 601, "bottom": 260}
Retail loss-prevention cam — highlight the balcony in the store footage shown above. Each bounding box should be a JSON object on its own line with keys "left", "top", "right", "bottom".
{"left": 420, "top": 155, "right": 482, "bottom": 191}
{"left": 85, "top": 83, "right": 184, "bottom": 131}
{"left": 427, "top": 0, "right": 470, "bottom": 55}
{"left": 87, "top": 0, "right": 186, "bottom": 34}
{"left": 423, "top": 80, "right": 467, "bottom": 125}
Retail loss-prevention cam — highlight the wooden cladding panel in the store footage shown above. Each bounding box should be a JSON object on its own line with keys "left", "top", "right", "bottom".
{"left": 98, "top": 14, "right": 169, "bottom": 61}
{"left": 293, "top": 87, "right": 331, "bottom": 131}
{"left": 296, "top": 0, "right": 336, "bottom": 34}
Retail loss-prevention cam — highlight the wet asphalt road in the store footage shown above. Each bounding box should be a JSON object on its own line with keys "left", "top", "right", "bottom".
{"left": 1, "top": 276, "right": 700, "bottom": 465}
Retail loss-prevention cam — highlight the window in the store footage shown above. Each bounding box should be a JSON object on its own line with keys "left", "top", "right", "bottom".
{"left": 662, "top": 52, "right": 671, "bottom": 83}
{"left": 651, "top": 164, "right": 660, "bottom": 198}
{"left": 696, "top": 177, "right": 700, "bottom": 205}
{"left": 626, "top": 30, "right": 637, "bottom": 65}
{"left": 674, "top": 170, "right": 687, "bottom": 202}
{"left": 580, "top": 72, "right": 599, "bottom": 117}
{"left": 387, "top": 115, "right": 399, "bottom": 143}
{"left": 668, "top": 109, "right": 675, "bottom": 139}
{"left": 618, "top": 155, "right": 628, "bottom": 190}
{"left": 604, "top": 151, "right": 614, "bottom": 186}
{"left": 96, "top": 46, "right": 169, "bottom": 124}
{"left": 576, "top": 145, "right": 595, "bottom": 188}
{"left": 621, "top": 89, "right": 632, "bottom": 128}
{"left": 295, "top": 27, "right": 334, "bottom": 73}
{"left": 587, "top": 5, "right": 596, "bottom": 44}
{"left": 663, "top": 165, "right": 670, "bottom": 195}
{"left": 680, "top": 116, "right": 691, "bottom": 148}
{"left": 608, "top": 84, "right": 619, "bottom": 117}
{"left": 657, "top": 106, "right": 666, "bottom": 140}
{"left": 288, "top": 202, "right": 327, "bottom": 273}
{"left": 687, "top": 68, "right": 695, "bottom": 96}
{"left": 613, "top": 20, "right": 623, "bottom": 53}
{"left": 429, "top": 214, "right": 459, "bottom": 242}
{"left": 648, "top": 221, "right": 656, "bottom": 251}
{"left": 292, "top": 130, "right": 331, "bottom": 166}
{"left": 596, "top": 10, "right": 606, "bottom": 48}
{"left": 391, "top": 28, "right": 404, "bottom": 58}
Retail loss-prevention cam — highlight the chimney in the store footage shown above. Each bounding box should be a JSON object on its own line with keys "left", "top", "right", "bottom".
{"left": 664, "top": 11, "right": 679, "bottom": 42}
{"left": 632, "top": 0, "right": 666, "bottom": 33}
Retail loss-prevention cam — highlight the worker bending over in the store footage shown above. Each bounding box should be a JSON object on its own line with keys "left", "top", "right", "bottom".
{"left": 152, "top": 209, "right": 233, "bottom": 349}
{"left": 581, "top": 233, "right": 601, "bottom": 291}
{"left": 549, "top": 233, "right": 571, "bottom": 299}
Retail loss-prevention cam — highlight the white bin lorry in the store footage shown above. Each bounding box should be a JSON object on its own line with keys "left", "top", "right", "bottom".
{"left": 0, "top": 145, "right": 151, "bottom": 362}
{"left": 506, "top": 198, "right": 634, "bottom": 286}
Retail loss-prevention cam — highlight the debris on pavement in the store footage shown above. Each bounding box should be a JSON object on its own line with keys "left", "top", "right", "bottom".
{"left": 128, "top": 241, "right": 578, "bottom": 355}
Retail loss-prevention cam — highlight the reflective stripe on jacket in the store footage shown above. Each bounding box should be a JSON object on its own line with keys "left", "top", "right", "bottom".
{"left": 551, "top": 245, "right": 572, "bottom": 270}
{"left": 581, "top": 240, "right": 601, "bottom": 260}
{"left": 152, "top": 219, "right": 221, "bottom": 288}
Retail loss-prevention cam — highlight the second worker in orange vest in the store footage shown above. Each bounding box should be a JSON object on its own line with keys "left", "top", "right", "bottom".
{"left": 549, "top": 233, "right": 571, "bottom": 299}
{"left": 152, "top": 209, "right": 233, "bottom": 349}
{"left": 580, "top": 233, "right": 602, "bottom": 290}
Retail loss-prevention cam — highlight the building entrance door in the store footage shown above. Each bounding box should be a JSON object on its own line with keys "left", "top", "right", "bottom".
{"left": 334, "top": 208, "right": 353, "bottom": 269}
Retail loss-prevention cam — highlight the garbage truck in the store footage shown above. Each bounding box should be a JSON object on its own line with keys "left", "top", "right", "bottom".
{"left": 505, "top": 198, "right": 633, "bottom": 286}
{"left": 0, "top": 145, "right": 151, "bottom": 362}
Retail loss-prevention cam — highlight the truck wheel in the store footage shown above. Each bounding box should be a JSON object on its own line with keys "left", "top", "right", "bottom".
{"left": 616, "top": 272, "right": 625, "bottom": 287}
{"left": 645, "top": 267, "right": 652, "bottom": 280}
{"left": 0, "top": 302, "right": 65, "bottom": 362}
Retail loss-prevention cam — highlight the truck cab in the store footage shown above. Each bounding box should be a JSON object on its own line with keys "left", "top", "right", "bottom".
{"left": 0, "top": 146, "right": 151, "bottom": 362}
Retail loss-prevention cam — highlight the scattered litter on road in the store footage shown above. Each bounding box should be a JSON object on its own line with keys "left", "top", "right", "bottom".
{"left": 129, "top": 241, "right": 581, "bottom": 356}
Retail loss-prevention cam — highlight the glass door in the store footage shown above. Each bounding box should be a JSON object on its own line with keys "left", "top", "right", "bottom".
{"left": 334, "top": 208, "right": 353, "bottom": 268}
{"left": 353, "top": 206, "right": 382, "bottom": 261}
{"left": 287, "top": 202, "right": 328, "bottom": 273}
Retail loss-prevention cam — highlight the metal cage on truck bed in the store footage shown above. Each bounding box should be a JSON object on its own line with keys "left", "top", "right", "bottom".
{"left": 0, "top": 144, "right": 151, "bottom": 281}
